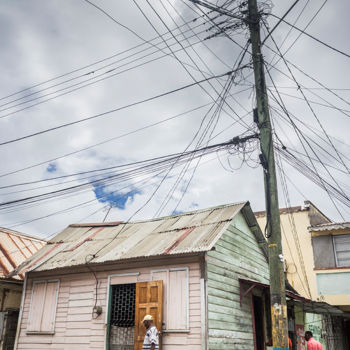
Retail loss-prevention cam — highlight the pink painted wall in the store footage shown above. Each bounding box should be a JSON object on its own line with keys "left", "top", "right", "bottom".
{"left": 16, "top": 261, "right": 202, "bottom": 350}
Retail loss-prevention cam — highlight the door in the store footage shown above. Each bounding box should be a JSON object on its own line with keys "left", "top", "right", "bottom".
{"left": 253, "top": 295, "right": 264, "bottom": 350}
{"left": 134, "top": 281, "right": 163, "bottom": 350}
{"left": 2, "top": 309, "right": 19, "bottom": 350}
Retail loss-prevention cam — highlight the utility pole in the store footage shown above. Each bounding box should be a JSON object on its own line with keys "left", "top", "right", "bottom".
{"left": 247, "top": 0, "right": 289, "bottom": 348}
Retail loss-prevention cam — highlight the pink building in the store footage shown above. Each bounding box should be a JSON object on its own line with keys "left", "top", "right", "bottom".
{"left": 0, "top": 227, "right": 46, "bottom": 349}
{"left": 12, "top": 202, "right": 285, "bottom": 350}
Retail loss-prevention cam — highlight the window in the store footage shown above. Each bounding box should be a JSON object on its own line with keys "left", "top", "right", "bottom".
{"left": 151, "top": 268, "right": 188, "bottom": 331}
{"left": 27, "top": 280, "right": 59, "bottom": 334}
{"left": 333, "top": 234, "right": 350, "bottom": 267}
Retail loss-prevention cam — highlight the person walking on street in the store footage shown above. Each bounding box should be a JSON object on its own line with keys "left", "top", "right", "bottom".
{"left": 305, "top": 331, "right": 323, "bottom": 350}
{"left": 142, "top": 315, "right": 159, "bottom": 350}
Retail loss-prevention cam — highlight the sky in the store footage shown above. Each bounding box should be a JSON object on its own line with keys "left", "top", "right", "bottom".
{"left": 0, "top": 0, "right": 349, "bottom": 239}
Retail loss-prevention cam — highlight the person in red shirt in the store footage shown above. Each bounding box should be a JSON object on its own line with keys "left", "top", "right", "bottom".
{"left": 305, "top": 331, "right": 323, "bottom": 350}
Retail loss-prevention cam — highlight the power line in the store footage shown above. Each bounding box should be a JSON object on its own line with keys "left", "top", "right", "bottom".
{"left": 0, "top": 69, "right": 240, "bottom": 147}
{"left": 0, "top": 86, "right": 252, "bottom": 181}
{"left": 0, "top": 136, "right": 257, "bottom": 211}
{"left": 266, "top": 72, "right": 348, "bottom": 219}
{"left": 0, "top": 24, "right": 221, "bottom": 119}
{"left": 263, "top": 26, "right": 350, "bottom": 176}
{"left": 265, "top": 0, "right": 327, "bottom": 68}
{"left": 262, "top": 0, "right": 301, "bottom": 44}
{"left": 265, "top": 0, "right": 311, "bottom": 67}
{"left": 269, "top": 13, "right": 350, "bottom": 59}
{"left": 269, "top": 104, "right": 350, "bottom": 170}
{"left": 0, "top": 10, "right": 211, "bottom": 103}
{"left": 0, "top": 18, "right": 209, "bottom": 110}
{"left": 188, "top": 0, "right": 247, "bottom": 22}
{"left": 134, "top": 0, "right": 251, "bottom": 131}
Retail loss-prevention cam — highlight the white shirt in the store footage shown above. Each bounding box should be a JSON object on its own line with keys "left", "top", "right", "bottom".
{"left": 142, "top": 325, "right": 159, "bottom": 350}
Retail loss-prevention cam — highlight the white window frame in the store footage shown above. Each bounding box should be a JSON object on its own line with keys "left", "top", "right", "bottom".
{"left": 26, "top": 279, "right": 60, "bottom": 335}
{"left": 333, "top": 234, "right": 350, "bottom": 267}
{"left": 151, "top": 267, "right": 189, "bottom": 333}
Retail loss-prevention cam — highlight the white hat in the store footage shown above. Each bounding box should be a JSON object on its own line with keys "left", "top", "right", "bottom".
{"left": 142, "top": 315, "right": 153, "bottom": 322}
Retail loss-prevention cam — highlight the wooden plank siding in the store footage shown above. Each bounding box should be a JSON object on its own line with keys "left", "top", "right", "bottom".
{"left": 206, "top": 213, "right": 269, "bottom": 350}
{"left": 16, "top": 262, "right": 202, "bottom": 350}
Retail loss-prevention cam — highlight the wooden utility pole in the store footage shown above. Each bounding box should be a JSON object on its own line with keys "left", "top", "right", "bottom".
{"left": 247, "top": 0, "right": 289, "bottom": 348}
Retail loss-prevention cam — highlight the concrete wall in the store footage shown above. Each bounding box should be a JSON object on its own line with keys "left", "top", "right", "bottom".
{"left": 206, "top": 213, "right": 270, "bottom": 350}
{"left": 256, "top": 210, "right": 318, "bottom": 300}
{"left": 0, "top": 284, "right": 22, "bottom": 311}
{"left": 15, "top": 259, "right": 202, "bottom": 350}
{"left": 315, "top": 270, "right": 350, "bottom": 312}
{"left": 256, "top": 206, "right": 350, "bottom": 313}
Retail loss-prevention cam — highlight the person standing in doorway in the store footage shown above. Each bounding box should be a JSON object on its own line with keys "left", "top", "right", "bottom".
{"left": 142, "top": 315, "right": 159, "bottom": 350}
{"left": 305, "top": 331, "right": 323, "bottom": 350}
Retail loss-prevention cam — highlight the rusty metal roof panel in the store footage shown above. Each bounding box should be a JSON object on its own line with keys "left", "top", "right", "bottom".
{"left": 12, "top": 202, "right": 251, "bottom": 274}
{"left": 309, "top": 222, "right": 350, "bottom": 232}
{"left": 174, "top": 222, "right": 229, "bottom": 253}
{"left": 202, "top": 204, "right": 244, "bottom": 224}
{"left": 0, "top": 228, "right": 46, "bottom": 279}
{"left": 169, "top": 212, "right": 209, "bottom": 230}
{"left": 50, "top": 226, "right": 93, "bottom": 243}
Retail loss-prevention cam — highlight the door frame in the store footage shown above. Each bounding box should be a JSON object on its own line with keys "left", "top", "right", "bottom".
{"left": 105, "top": 273, "right": 140, "bottom": 350}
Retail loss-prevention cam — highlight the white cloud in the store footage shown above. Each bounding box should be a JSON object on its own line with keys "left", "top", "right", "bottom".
{"left": 0, "top": 0, "right": 349, "bottom": 238}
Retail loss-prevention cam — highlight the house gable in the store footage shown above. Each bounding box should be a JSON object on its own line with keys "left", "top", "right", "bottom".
{"left": 206, "top": 212, "right": 269, "bottom": 349}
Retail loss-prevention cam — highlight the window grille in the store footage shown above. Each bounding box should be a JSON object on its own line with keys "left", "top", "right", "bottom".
{"left": 109, "top": 283, "right": 135, "bottom": 350}
{"left": 110, "top": 283, "right": 136, "bottom": 327}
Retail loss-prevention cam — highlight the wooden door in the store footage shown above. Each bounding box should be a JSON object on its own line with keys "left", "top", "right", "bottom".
{"left": 134, "top": 281, "right": 163, "bottom": 350}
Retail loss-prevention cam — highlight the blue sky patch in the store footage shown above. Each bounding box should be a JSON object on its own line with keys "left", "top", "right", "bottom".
{"left": 93, "top": 184, "right": 141, "bottom": 209}
{"left": 46, "top": 163, "right": 57, "bottom": 173}
{"left": 172, "top": 209, "right": 183, "bottom": 215}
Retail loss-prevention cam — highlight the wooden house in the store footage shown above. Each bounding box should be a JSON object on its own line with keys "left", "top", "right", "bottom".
{"left": 12, "top": 202, "right": 303, "bottom": 350}
{"left": 0, "top": 227, "right": 46, "bottom": 350}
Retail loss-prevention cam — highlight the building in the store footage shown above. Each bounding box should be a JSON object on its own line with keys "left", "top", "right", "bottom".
{"left": 309, "top": 221, "right": 350, "bottom": 350}
{"left": 310, "top": 221, "right": 350, "bottom": 311}
{"left": 11, "top": 201, "right": 288, "bottom": 350}
{"left": 0, "top": 227, "right": 46, "bottom": 350}
{"left": 255, "top": 201, "right": 350, "bottom": 349}
{"left": 255, "top": 200, "right": 331, "bottom": 301}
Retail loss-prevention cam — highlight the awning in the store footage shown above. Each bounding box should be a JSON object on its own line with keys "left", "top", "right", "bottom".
{"left": 239, "top": 278, "right": 347, "bottom": 317}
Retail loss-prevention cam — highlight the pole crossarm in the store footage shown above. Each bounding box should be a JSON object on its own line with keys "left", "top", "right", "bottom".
{"left": 187, "top": 0, "right": 251, "bottom": 23}
{"left": 231, "top": 133, "right": 259, "bottom": 145}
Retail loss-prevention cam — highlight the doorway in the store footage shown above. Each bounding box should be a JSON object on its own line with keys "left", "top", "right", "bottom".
{"left": 253, "top": 295, "right": 265, "bottom": 350}
{"left": 107, "top": 281, "right": 163, "bottom": 350}
{"left": 109, "top": 283, "right": 136, "bottom": 350}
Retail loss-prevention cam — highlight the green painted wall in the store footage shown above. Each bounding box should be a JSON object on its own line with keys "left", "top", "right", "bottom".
{"left": 305, "top": 313, "right": 327, "bottom": 350}
{"left": 206, "top": 213, "right": 270, "bottom": 350}
{"left": 294, "top": 305, "right": 304, "bottom": 325}
{"left": 316, "top": 272, "right": 350, "bottom": 295}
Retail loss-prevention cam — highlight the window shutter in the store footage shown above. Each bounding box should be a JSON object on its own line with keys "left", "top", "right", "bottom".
{"left": 151, "top": 271, "right": 168, "bottom": 329}
{"left": 151, "top": 268, "right": 188, "bottom": 331}
{"left": 168, "top": 270, "right": 187, "bottom": 330}
{"left": 27, "top": 280, "right": 59, "bottom": 333}
{"left": 134, "top": 281, "right": 163, "bottom": 350}
{"left": 41, "top": 281, "right": 59, "bottom": 332}
{"left": 334, "top": 235, "right": 350, "bottom": 267}
{"left": 27, "top": 282, "right": 46, "bottom": 332}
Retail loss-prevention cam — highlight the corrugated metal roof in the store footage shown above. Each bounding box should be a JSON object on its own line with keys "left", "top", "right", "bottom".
{"left": 309, "top": 222, "right": 350, "bottom": 232}
{"left": 0, "top": 227, "right": 46, "bottom": 280}
{"left": 14, "top": 202, "right": 250, "bottom": 274}
{"left": 254, "top": 205, "right": 305, "bottom": 217}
